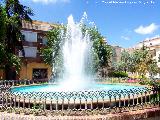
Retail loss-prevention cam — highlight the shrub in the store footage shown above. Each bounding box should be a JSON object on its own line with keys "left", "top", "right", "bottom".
{"left": 108, "top": 71, "right": 128, "bottom": 78}
{"left": 139, "top": 78, "right": 155, "bottom": 85}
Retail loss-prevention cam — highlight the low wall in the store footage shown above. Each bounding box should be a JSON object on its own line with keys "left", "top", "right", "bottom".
{"left": 0, "top": 107, "right": 160, "bottom": 120}
{"left": 104, "top": 107, "right": 160, "bottom": 120}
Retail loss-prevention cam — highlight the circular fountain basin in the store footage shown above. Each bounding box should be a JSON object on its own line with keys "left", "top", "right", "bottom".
{"left": 9, "top": 84, "right": 149, "bottom": 110}
{"left": 11, "top": 84, "right": 145, "bottom": 92}
{"left": 11, "top": 84, "right": 147, "bottom": 101}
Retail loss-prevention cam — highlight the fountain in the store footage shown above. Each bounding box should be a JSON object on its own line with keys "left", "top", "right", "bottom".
{"left": 57, "top": 14, "right": 92, "bottom": 91}
{"left": 9, "top": 14, "right": 148, "bottom": 112}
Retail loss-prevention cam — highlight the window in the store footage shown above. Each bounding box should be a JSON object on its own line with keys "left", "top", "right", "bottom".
{"left": 32, "top": 69, "right": 48, "bottom": 79}
{"left": 37, "top": 35, "right": 43, "bottom": 40}
{"left": 20, "top": 47, "right": 37, "bottom": 58}
{"left": 21, "top": 31, "right": 37, "bottom": 42}
{"left": 42, "top": 36, "right": 48, "bottom": 45}
{"left": 35, "top": 25, "right": 38, "bottom": 30}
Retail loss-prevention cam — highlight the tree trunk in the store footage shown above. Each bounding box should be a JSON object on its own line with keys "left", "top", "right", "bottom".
{"left": 5, "top": 65, "right": 16, "bottom": 80}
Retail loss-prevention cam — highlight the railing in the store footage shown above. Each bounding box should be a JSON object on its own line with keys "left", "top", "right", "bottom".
{"left": 0, "top": 78, "right": 140, "bottom": 89}
{"left": 0, "top": 79, "right": 160, "bottom": 116}
{"left": 0, "top": 79, "right": 48, "bottom": 87}
{"left": 0, "top": 77, "right": 148, "bottom": 87}
{"left": 95, "top": 77, "right": 140, "bottom": 83}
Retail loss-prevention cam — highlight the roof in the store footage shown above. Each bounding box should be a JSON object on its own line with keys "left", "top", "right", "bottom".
{"left": 22, "top": 20, "right": 59, "bottom": 31}
{"left": 139, "top": 37, "right": 160, "bottom": 43}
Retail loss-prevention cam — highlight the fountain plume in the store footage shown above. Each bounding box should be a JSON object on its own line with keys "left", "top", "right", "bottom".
{"left": 52, "top": 13, "right": 93, "bottom": 91}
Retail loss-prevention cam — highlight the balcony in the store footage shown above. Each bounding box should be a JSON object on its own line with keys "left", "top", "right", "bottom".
{"left": 22, "top": 41, "right": 38, "bottom": 47}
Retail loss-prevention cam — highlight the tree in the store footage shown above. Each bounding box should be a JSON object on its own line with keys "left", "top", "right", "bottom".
{"left": 147, "top": 60, "right": 159, "bottom": 77}
{"left": 0, "top": 5, "right": 6, "bottom": 43}
{"left": 0, "top": 0, "right": 33, "bottom": 79}
{"left": 41, "top": 26, "right": 64, "bottom": 78}
{"left": 120, "top": 50, "right": 130, "bottom": 72}
{"left": 5, "top": 0, "right": 33, "bottom": 54}
{"left": 85, "top": 26, "right": 112, "bottom": 77}
{"left": 121, "top": 50, "right": 130, "bottom": 63}
{"left": 112, "top": 45, "right": 159, "bottom": 78}
{"left": 0, "top": 5, "right": 6, "bottom": 67}
{"left": 112, "top": 50, "right": 130, "bottom": 73}
{"left": 93, "top": 38, "right": 112, "bottom": 68}
{"left": 127, "top": 53, "right": 137, "bottom": 73}
{"left": 134, "top": 45, "right": 153, "bottom": 77}
{"left": 112, "top": 61, "right": 127, "bottom": 72}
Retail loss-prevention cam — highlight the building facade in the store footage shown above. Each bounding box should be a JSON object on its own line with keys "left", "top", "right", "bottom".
{"left": 132, "top": 37, "right": 160, "bottom": 66}
{"left": 18, "top": 20, "right": 56, "bottom": 80}
{"left": 127, "top": 37, "right": 160, "bottom": 78}
{"left": 111, "top": 45, "right": 124, "bottom": 63}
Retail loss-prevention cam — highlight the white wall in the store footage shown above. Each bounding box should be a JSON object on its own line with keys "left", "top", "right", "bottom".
{"left": 149, "top": 40, "right": 160, "bottom": 46}
{"left": 21, "top": 30, "right": 37, "bottom": 42}
{"left": 19, "top": 46, "right": 37, "bottom": 58}
{"left": 136, "top": 39, "right": 160, "bottom": 48}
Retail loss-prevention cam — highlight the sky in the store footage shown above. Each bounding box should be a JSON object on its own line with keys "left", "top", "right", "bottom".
{"left": 20, "top": 0, "right": 160, "bottom": 48}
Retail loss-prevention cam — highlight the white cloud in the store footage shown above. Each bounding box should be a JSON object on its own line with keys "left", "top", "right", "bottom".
{"left": 31, "top": 0, "right": 70, "bottom": 4}
{"left": 121, "top": 36, "right": 130, "bottom": 40}
{"left": 134, "top": 23, "right": 159, "bottom": 35}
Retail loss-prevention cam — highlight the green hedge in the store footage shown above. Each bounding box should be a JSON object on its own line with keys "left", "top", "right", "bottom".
{"left": 108, "top": 71, "right": 128, "bottom": 78}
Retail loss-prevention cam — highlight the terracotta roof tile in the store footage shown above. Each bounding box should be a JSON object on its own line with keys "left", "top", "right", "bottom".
{"left": 22, "top": 20, "right": 58, "bottom": 31}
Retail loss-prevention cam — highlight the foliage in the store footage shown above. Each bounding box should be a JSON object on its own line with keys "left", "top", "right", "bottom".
{"left": 41, "top": 26, "right": 64, "bottom": 63}
{"left": 0, "top": 44, "right": 6, "bottom": 66}
{"left": 41, "top": 48, "right": 53, "bottom": 65}
{"left": 7, "top": 53, "right": 21, "bottom": 73}
{"left": 0, "top": 5, "right": 6, "bottom": 43}
{"left": 108, "top": 71, "right": 128, "bottom": 78}
{"left": 41, "top": 26, "right": 64, "bottom": 78}
{"left": 134, "top": 45, "right": 158, "bottom": 77}
{"left": 0, "top": 45, "right": 21, "bottom": 74}
{"left": 113, "top": 45, "right": 159, "bottom": 77}
{"left": 4, "top": 0, "right": 33, "bottom": 53}
{"left": 93, "top": 39, "right": 112, "bottom": 68}
{"left": 127, "top": 53, "right": 137, "bottom": 73}
{"left": 147, "top": 60, "right": 159, "bottom": 77}
{"left": 83, "top": 25, "right": 112, "bottom": 69}
{"left": 112, "top": 61, "right": 127, "bottom": 72}
{"left": 112, "top": 50, "right": 130, "bottom": 73}
{"left": 121, "top": 50, "right": 130, "bottom": 62}
{"left": 138, "top": 77, "right": 156, "bottom": 86}
{"left": 0, "top": 5, "right": 6, "bottom": 66}
{"left": 0, "top": 0, "right": 33, "bottom": 77}
{"left": 82, "top": 26, "right": 112, "bottom": 77}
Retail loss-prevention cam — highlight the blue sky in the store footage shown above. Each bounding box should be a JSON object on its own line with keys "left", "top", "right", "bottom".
{"left": 20, "top": 0, "right": 160, "bottom": 48}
